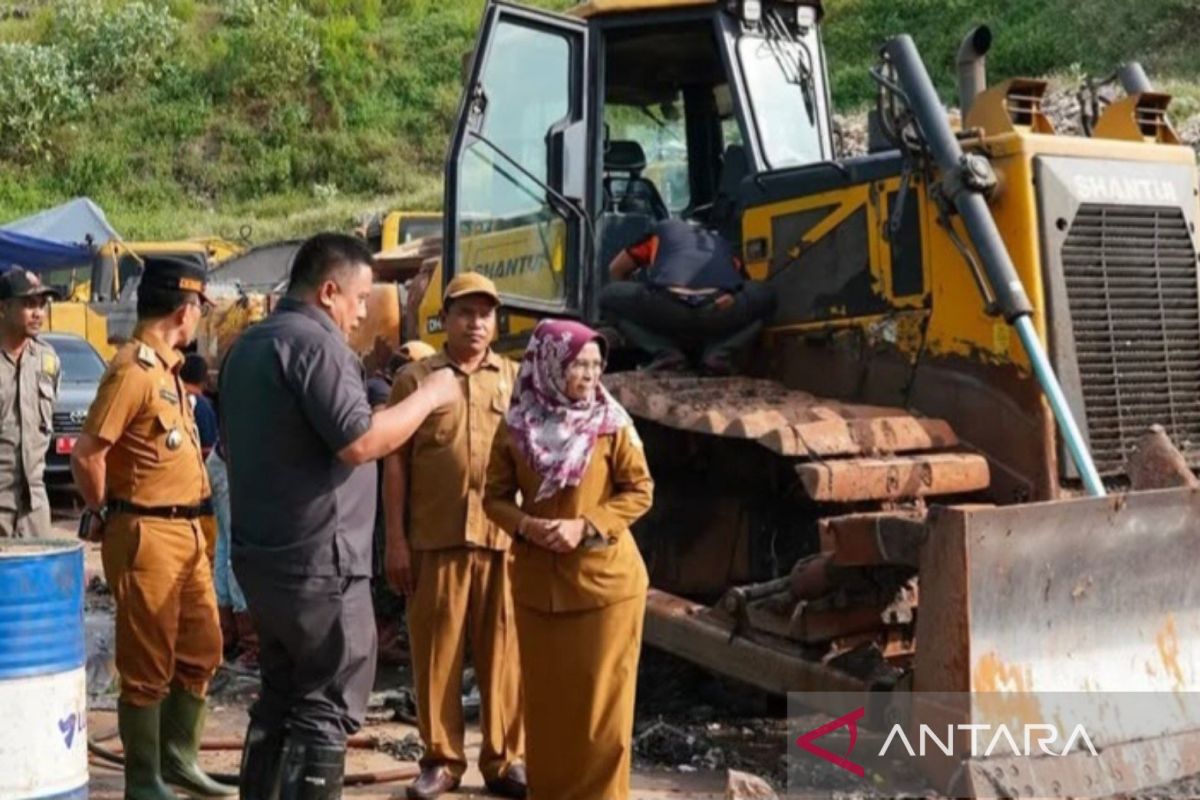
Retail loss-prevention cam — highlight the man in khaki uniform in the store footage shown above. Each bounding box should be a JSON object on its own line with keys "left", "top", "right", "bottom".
{"left": 384, "top": 273, "right": 525, "bottom": 799}
{"left": 71, "top": 257, "right": 234, "bottom": 800}
{"left": 0, "top": 268, "right": 60, "bottom": 538}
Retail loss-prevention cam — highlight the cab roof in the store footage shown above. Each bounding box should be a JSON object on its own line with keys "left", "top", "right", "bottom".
{"left": 569, "top": 0, "right": 822, "bottom": 20}
{"left": 569, "top": 0, "right": 712, "bottom": 18}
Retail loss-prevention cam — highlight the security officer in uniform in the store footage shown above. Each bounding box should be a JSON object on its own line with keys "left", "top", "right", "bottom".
{"left": 71, "top": 257, "right": 234, "bottom": 800}
{"left": 0, "top": 267, "right": 60, "bottom": 538}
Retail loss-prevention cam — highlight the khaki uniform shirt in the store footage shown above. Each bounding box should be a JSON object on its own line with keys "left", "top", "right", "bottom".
{"left": 83, "top": 327, "right": 210, "bottom": 507}
{"left": 484, "top": 421, "right": 654, "bottom": 612}
{"left": 0, "top": 337, "right": 59, "bottom": 512}
{"left": 391, "top": 350, "right": 519, "bottom": 552}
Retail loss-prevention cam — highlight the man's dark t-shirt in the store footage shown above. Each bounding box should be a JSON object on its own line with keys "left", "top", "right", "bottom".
{"left": 192, "top": 394, "right": 218, "bottom": 453}
{"left": 626, "top": 219, "right": 744, "bottom": 293}
{"left": 219, "top": 297, "right": 376, "bottom": 577}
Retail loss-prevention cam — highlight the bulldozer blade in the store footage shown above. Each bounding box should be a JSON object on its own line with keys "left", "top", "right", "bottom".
{"left": 913, "top": 486, "right": 1200, "bottom": 795}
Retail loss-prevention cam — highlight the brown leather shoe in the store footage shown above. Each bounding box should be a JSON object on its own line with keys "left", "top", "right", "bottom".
{"left": 485, "top": 763, "right": 527, "bottom": 798}
{"left": 406, "top": 766, "right": 461, "bottom": 799}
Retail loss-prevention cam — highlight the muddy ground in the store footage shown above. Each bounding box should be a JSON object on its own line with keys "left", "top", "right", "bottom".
{"left": 65, "top": 494, "right": 786, "bottom": 800}
{"left": 67, "top": 478, "right": 1200, "bottom": 800}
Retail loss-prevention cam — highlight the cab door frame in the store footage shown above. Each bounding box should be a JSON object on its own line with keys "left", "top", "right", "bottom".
{"left": 443, "top": 0, "right": 593, "bottom": 317}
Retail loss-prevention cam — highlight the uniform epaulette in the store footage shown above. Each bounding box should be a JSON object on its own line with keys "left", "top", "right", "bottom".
{"left": 136, "top": 344, "right": 157, "bottom": 368}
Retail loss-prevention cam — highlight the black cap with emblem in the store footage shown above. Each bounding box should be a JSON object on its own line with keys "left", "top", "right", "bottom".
{"left": 140, "top": 255, "right": 211, "bottom": 304}
{"left": 0, "top": 267, "right": 61, "bottom": 301}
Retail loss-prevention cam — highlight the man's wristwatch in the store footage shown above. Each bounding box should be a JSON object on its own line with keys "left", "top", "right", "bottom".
{"left": 78, "top": 505, "right": 108, "bottom": 540}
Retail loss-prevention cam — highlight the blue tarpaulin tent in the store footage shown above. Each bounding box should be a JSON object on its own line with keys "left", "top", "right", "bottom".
{"left": 0, "top": 197, "right": 121, "bottom": 272}
{"left": 0, "top": 230, "right": 94, "bottom": 271}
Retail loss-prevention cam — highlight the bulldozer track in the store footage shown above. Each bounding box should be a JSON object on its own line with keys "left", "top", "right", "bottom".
{"left": 607, "top": 372, "right": 990, "bottom": 686}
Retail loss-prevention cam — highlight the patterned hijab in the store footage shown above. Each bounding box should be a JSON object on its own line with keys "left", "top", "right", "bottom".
{"left": 506, "top": 319, "right": 633, "bottom": 501}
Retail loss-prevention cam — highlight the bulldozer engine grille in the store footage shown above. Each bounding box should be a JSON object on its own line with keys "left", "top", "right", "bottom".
{"left": 1062, "top": 203, "right": 1200, "bottom": 473}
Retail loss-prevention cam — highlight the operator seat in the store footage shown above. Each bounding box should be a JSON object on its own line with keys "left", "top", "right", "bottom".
{"left": 603, "top": 140, "right": 670, "bottom": 221}
{"left": 597, "top": 140, "right": 670, "bottom": 288}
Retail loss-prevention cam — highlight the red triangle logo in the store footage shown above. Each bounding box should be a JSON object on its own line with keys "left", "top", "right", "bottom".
{"left": 795, "top": 707, "right": 866, "bottom": 777}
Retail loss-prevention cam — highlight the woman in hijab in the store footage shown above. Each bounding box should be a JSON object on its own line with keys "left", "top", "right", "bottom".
{"left": 484, "top": 319, "right": 653, "bottom": 800}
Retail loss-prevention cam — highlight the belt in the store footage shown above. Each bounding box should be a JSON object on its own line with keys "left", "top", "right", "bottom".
{"left": 654, "top": 285, "right": 722, "bottom": 308}
{"left": 109, "top": 498, "right": 214, "bottom": 520}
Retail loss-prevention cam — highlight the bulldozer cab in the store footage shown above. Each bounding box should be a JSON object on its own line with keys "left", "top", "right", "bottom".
{"left": 442, "top": 0, "right": 826, "bottom": 325}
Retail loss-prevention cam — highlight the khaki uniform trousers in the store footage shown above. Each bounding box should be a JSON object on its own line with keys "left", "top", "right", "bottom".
{"left": 100, "top": 514, "right": 223, "bottom": 707}
{"left": 0, "top": 504, "right": 51, "bottom": 538}
{"left": 516, "top": 594, "right": 646, "bottom": 800}
{"left": 407, "top": 547, "right": 524, "bottom": 781}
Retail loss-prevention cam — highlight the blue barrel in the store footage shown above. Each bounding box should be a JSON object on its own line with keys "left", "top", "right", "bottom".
{"left": 0, "top": 541, "right": 87, "bottom": 800}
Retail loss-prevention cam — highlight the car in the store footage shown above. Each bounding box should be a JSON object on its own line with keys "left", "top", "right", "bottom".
{"left": 42, "top": 332, "right": 107, "bottom": 484}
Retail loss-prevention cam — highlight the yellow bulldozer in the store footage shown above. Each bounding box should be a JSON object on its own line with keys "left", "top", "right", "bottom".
{"left": 47, "top": 237, "right": 244, "bottom": 359}
{"left": 397, "top": 0, "right": 1200, "bottom": 794}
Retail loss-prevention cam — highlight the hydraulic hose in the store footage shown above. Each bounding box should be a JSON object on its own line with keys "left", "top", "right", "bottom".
{"left": 880, "top": 34, "right": 1106, "bottom": 496}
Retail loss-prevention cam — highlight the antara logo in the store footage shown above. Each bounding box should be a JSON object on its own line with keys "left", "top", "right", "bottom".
{"left": 796, "top": 709, "right": 1099, "bottom": 776}
{"left": 878, "top": 722, "right": 1099, "bottom": 759}
{"left": 795, "top": 707, "right": 866, "bottom": 777}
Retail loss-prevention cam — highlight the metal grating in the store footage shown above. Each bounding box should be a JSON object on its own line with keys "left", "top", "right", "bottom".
{"left": 1061, "top": 203, "right": 1200, "bottom": 473}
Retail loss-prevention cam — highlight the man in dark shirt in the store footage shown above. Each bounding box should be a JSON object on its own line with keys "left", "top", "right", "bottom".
{"left": 599, "top": 218, "right": 775, "bottom": 373}
{"left": 219, "top": 233, "right": 459, "bottom": 799}
{"left": 180, "top": 354, "right": 217, "bottom": 457}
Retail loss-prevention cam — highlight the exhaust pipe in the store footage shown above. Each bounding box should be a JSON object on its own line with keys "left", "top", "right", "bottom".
{"left": 956, "top": 25, "right": 992, "bottom": 117}
{"left": 1117, "top": 62, "right": 1153, "bottom": 95}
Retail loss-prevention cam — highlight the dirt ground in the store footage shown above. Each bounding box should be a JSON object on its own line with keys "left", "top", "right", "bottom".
{"left": 60, "top": 495, "right": 783, "bottom": 800}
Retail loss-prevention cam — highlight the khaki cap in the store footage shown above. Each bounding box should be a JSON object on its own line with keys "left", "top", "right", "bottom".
{"left": 443, "top": 272, "right": 500, "bottom": 307}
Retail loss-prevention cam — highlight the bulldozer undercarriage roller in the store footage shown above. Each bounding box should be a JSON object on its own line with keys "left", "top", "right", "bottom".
{"left": 606, "top": 372, "right": 992, "bottom": 690}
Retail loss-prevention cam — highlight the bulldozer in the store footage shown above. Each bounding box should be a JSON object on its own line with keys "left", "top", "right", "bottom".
{"left": 403, "top": 0, "right": 1200, "bottom": 793}
{"left": 46, "top": 236, "right": 245, "bottom": 359}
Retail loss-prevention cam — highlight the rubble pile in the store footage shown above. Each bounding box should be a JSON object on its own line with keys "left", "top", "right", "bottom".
{"left": 834, "top": 78, "right": 1200, "bottom": 160}
{"left": 373, "top": 732, "right": 425, "bottom": 763}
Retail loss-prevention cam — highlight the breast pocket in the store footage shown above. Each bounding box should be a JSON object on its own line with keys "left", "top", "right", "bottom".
{"left": 423, "top": 408, "right": 456, "bottom": 447}
{"left": 154, "top": 409, "right": 178, "bottom": 458}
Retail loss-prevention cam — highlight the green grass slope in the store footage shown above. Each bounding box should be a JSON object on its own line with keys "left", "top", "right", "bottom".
{"left": 0, "top": 0, "right": 1195, "bottom": 242}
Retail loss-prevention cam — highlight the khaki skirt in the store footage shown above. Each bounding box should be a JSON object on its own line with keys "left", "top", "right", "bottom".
{"left": 515, "top": 593, "right": 646, "bottom": 800}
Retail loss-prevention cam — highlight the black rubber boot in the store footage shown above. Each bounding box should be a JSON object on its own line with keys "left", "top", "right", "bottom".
{"left": 278, "top": 740, "right": 346, "bottom": 800}
{"left": 238, "top": 718, "right": 287, "bottom": 800}
{"left": 160, "top": 686, "right": 238, "bottom": 798}
{"left": 118, "top": 701, "right": 179, "bottom": 800}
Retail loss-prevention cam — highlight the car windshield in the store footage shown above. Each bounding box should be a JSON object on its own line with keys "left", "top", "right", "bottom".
{"left": 50, "top": 339, "right": 106, "bottom": 383}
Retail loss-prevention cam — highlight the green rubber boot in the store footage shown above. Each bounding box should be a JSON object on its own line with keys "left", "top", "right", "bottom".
{"left": 117, "top": 701, "right": 179, "bottom": 800}
{"left": 160, "top": 686, "right": 238, "bottom": 798}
